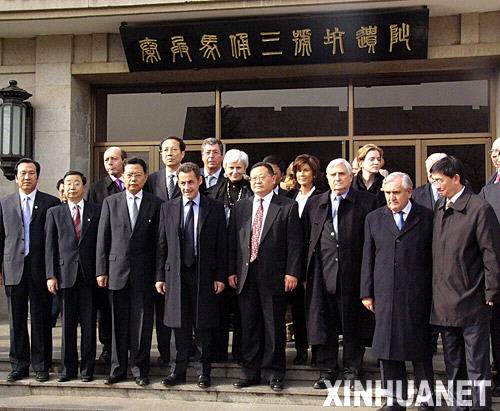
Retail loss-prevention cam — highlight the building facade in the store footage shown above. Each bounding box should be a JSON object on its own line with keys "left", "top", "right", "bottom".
{"left": 0, "top": 0, "right": 498, "bottom": 196}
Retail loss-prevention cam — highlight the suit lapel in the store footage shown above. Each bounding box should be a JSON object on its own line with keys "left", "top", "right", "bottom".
{"left": 121, "top": 192, "right": 133, "bottom": 234}
{"left": 131, "top": 194, "right": 149, "bottom": 235}
{"left": 197, "top": 195, "right": 210, "bottom": 236}
{"left": 400, "top": 204, "right": 420, "bottom": 235}
{"left": 14, "top": 194, "right": 22, "bottom": 223}
{"left": 31, "top": 191, "right": 41, "bottom": 222}
{"left": 311, "top": 192, "right": 330, "bottom": 248}
{"left": 241, "top": 197, "right": 253, "bottom": 249}
{"left": 259, "top": 194, "right": 280, "bottom": 245}
{"left": 63, "top": 203, "right": 78, "bottom": 244}
{"left": 157, "top": 172, "right": 168, "bottom": 200}
{"left": 79, "top": 201, "right": 94, "bottom": 243}
{"left": 383, "top": 207, "right": 401, "bottom": 238}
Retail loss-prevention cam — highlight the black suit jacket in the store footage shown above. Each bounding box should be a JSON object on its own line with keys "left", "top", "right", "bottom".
{"left": 96, "top": 191, "right": 162, "bottom": 291}
{"left": 228, "top": 193, "right": 303, "bottom": 296}
{"left": 85, "top": 176, "right": 121, "bottom": 205}
{"left": 479, "top": 183, "right": 500, "bottom": 222}
{"left": 0, "top": 190, "right": 60, "bottom": 286}
{"left": 411, "top": 183, "right": 439, "bottom": 211}
{"left": 156, "top": 194, "right": 227, "bottom": 328}
{"left": 45, "top": 201, "right": 101, "bottom": 288}
{"left": 147, "top": 169, "right": 181, "bottom": 202}
{"left": 200, "top": 169, "right": 225, "bottom": 195}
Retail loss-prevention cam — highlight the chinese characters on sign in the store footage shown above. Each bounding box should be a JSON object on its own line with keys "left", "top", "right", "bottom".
{"left": 120, "top": 7, "right": 428, "bottom": 71}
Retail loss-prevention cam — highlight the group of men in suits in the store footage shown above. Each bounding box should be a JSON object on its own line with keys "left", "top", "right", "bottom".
{"left": 0, "top": 136, "right": 499, "bottom": 406}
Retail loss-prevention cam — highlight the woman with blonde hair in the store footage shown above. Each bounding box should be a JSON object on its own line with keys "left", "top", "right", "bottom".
{"left": 351, "top": 144, "right": 386, "bottom": 206}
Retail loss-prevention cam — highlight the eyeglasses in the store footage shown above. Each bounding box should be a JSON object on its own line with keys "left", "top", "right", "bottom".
{"left": 250, "top": 175, "right": 271, "bottom": 182}
{"left": 125, "top": 172, "right": 145, "bottom": 179}
{"left": 431, "top": 178, "right": 445, "bottom": 186}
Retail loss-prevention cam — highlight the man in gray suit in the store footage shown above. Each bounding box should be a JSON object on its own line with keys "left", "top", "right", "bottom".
{"left": 0, "top": 158, "right": 59, "bottom": 382}
{"left": 46, "top": 170, "right": 100, "bottom": 383}
{"left": 96, "top": 157, "right": 162, "bottom": 387}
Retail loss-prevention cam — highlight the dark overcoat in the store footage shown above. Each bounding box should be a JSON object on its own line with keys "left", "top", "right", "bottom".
{"left": 146, "top": 169, "right": 181, "bottom": 202}
{"left": 156, "top": 194, "right": 227, "bottom": 329}
{"left": 431, "top": 189, "right": 500, "bottom": 326}
{"left": 303, "top": 188, "right": 377, "bottom": 346}
{"left": 85, "top": 175, "right": 121, "bottom": 204}
{"left": 412, "top": 183, "right": 437, "bottom": 211}
{"left": 360, "top": 202, "right": 434, "bottom": 361}
{"left": 479, "top": 183, "right": 500, "bottom": 222}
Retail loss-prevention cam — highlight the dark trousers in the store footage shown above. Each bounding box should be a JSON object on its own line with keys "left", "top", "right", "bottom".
{"left": 316, "top": 292, "right": 365, "bottom": 377}
{"left": 5, "top": 257, "right": 52, "bottom": 373}
{"left": 380, "top": 359, "right": 434, "bottom": 404}
{"left": 439, "top": 323, "right": 492, "bottom": 411}
{"left": 59, "top": 272, "right": 96, "bottom": 378}
{"left": 154, "top": 292, "right": 171, "bottom": 362}
{"left": 490, "top": 305, "right": 500, "bottom": 384}
{"left": 238, "top": 261, "right": 287, "bottom": 381}
{"left": 211, "top": 287, "right": 241, "bottom": 362}
{"left": 172, "top": 266, "right": 211, "bottom": 376}
{"left": 109, "top": 281, "right": 154, "bottom": 379}
{"left": 95, "top": 287, "right": 112, "bottom": 353}
{"left": 286, "top": 282, "right": 308, "bottom": 352}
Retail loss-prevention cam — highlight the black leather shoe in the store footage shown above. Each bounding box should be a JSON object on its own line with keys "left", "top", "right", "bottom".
{"left": 161, "top": 373, "right": 186, "bottom": 386}
{"left": 377, "top": 403, "right": 406, "bottom": 411}
{"left": 35, "top": 371, "right": 49, "bottom": 382}
{"left": 6, "top": 370, "right": 29, "bottom": 382}
{"left": 313, "top": 377, "right": 332, "bottom": 389}
{"left": 104, "top": 375, "right": 126, "bottom": 385}
{"left": 270, "top": 378, "right": 284, "bottom": 391}
{"left": 198, "top": 375, "right": 211, "bottom": 389}
{"left": 293, "top": 350, "right": 308, "bottom": 365}
{"left": 157, "top": 356, "right": 170, "bottom": 367}
{"left": 81, "top": 376, "right": 93, "bottom": 382}
{"left": 233, "top": 378, "right": 260, "bottom": 389}
{"left": 135, "top": 377, "right": 150, "bottom": 387}
{"left": 57, "top": 375, "right": 76, "bottom": 382}
{"left": 344, "top": 371, "right": 361, "bottom": 391}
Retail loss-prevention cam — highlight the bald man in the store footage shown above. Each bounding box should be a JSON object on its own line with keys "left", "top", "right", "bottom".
{"left": 85, "top": 146, "right": 126, "bottom": 364}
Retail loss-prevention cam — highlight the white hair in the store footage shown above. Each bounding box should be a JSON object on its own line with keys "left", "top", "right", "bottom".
{"left": 223, "top": 149, "right": 249, "bottom": 169}
{"left": 326, "top": 158, "right": 352, "bottom": 174}
{"left": 382, "top": 172, "right": 413, "bottom": 190}
{"left": 425, "top": 153, "right": 447, "bottom": 173}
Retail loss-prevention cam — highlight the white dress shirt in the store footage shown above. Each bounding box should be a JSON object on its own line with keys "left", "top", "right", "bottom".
{"left": 165, "top": 169, "right": 178, "bottom": 187}
{"left": 392, "top": 200, "right": 412, "bottom": 226}
{"left": 19, "top": 189, "right": 37, "bottom": 215}
{"left": 295, "top": 186, "right": 316, "bottom": 218}
{"left": 68, "top": 198, "right": 84, "bottom": 216}
{"left": 204, "top": 168, "right": 222, "bottom": 188}
{"left": 183, "top": 193, "right": 200, "bottom": 253}
{"left": 448, "top": 186, "right": 466, "bottom": 205}
{"left": 126, "top": 189, "right": 143, "bottom": 225}
{"left": 252, "top": 191, "right": 274, "bottom": 243}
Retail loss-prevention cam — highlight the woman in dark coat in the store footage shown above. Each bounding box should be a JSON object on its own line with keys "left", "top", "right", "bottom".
{"left": 207, "top": 149, "right": 252, "bottom": 363}
{"left": 351, "top": 144, "right": 386, "bottom": 206}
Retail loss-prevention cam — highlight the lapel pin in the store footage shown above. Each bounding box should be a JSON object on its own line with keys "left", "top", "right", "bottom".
{"left": 34, "top": 205, "right": 38, "bottom": 209}
{"left": 87, "top": 218, "right": 91, "bottom": 222}
{"left": 148, "top": 219, "right": 151, "bottom": 223}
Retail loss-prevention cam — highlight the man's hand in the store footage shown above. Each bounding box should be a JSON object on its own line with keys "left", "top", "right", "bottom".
{"left": 362, "top": 297, "right": 375, "bottom": 312}
{"left": 284, "top": 275, "right": 298, "bottom": 292}
{"left": 96, "top": 275, "right": 108, "bottom": 288}
{"left": 214, "top": 281, "right": 225, "bottom": 294}
{"left": 156, "top": 281, "right": 166, "bottom": 295}
{"left": 47, "top": 277, "right": 58, "bottom": 295}
{"left": 228, "top": 275, "right": 238, "bottom": 289}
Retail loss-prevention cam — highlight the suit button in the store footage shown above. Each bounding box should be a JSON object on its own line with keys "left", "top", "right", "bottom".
{"left": 396, "top": 239, "right": 401, "bottom": 243}
{"left": 330, "top": 232, "right": 334, "bottom": 236}
{"left": 334, "top": 257, "right": 338, "bottom": 261}
{"left": 394, "top": 263, "right": 398, "bottom": 268}
{"left": 246, "top": 263, "right": 249, "bottom": 266}
{"left": 336, "top": 244, "right": 339, "bottom": 248}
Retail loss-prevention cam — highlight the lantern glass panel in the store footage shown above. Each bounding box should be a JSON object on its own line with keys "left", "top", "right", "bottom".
{"left": 2, "top": 104, "right": 11, "bottom": 155}
{"left": 12, "top": 105, "right": 21, "bottom": 155}
{"left": 20, "top": 107, "right": 26, "bottom": 156}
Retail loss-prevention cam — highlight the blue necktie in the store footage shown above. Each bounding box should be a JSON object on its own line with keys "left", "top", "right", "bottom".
{"left": 22, "top": 197, "right": 31, "bottom": 255}
{"left": 396, "top": 211, "right": 404, "bottom": 230}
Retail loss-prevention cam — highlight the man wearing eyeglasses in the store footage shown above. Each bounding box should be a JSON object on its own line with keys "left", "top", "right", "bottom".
{"left": 480, "top": 137, "right": 500, "bottom": 396}
{"left": 146, "top": 136, "right": 186, "bottom": 367}
{"left": 96, "top": 158, "right": 162, "bottom": 387}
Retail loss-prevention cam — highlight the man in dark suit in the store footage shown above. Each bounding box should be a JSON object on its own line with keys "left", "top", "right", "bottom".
{"left": 412, "top": 153, "right": 447, "bottom": 211}
{"left": 45, "top": 170, "right": 100, "bottom": 383}
{"left": 228, "top": 162, "right": 303, "bottom": 391}
{"left": 430, "top": 156, "right": 500, "bottom": 410}
{"left": 361, "top": 172, "right": 435, "bottom": 410}
{"left": 146, "top": 136, "right": 186, "bottom": 366}
{"left": 0, "top": 158, "right": 60, "bottom": 382}
{"left": 96, "top": 157, "right": 162, "bottom": 387}
{"left": 485, "top": 138, "right": 500, "bottom": 185}
{"left": 200, "top": 138, "right": 225, "bottom": 192}
{"left": 156, "top": 162, "right": 227, "bottom": 389}
{"left": 85, "top": 146, "right": 126, "bottom": 363}
{"left": 262, "top": 155, "right": 291, "bottom": 197}
{"left": 303, "top": 159, "right": 376, "bottom": 390}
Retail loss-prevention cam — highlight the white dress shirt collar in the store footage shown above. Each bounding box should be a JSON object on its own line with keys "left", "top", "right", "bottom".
{"left": 392, "top": 200, "right": 412, "bottom": 220}
{"left": 68, "top": 199, "right": 84, "bottom": 214}
{"left": 183, "top": 192, "right": 201, "bottom": 207}
{"left": 449, "top": 186, "right": 465, "bottom": 204}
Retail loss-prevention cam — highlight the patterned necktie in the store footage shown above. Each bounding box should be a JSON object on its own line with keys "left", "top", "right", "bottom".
{"left": 208, "top": 175, "right": 216, "bottom": 188}
{"left": 115, "top": 179, "right": 124, "bottom": 192}
{"left": 130, "top": 196, "right": 139, "bottom": 229}
{"left": 445, "top": 199, "right": 454, "bottom": 210}
{"left": 250, "top": 199, "right": 264, "bottom": 262}
{"left": 331, "top": 195, "right": 342, "bottom": 236}
{"left": 72, "top": 204, "right": 81, "bottom": 240}
{"left": 183, "top": 201, "right": 195, "bottom": 267}
{"left": 22, "top": 197, "right": 31, "bottom": 256}
{"left": 396, "top": 211, "right": 404, "bottom": 230}
{"left": 167, "top": 175, "right": 175, "bottom": 199}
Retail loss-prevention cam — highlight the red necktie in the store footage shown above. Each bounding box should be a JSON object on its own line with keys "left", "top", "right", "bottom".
{"left": 495, "top": 173, "right": 500, "bottom": 184}
{"left": 72, "top": 205, "right": 81, "bottom": 240}
{"left": 250, "top": 199, "right": 263, "bottom": 262}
